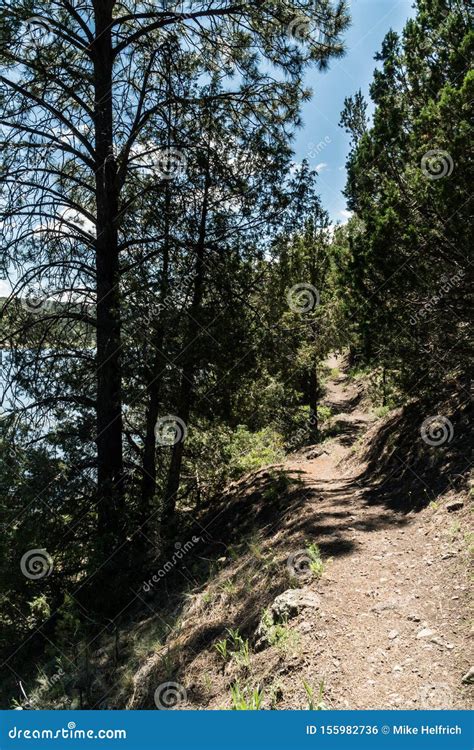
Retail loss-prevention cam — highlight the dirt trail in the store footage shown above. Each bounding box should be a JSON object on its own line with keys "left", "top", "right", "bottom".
{"left": 283, "top": 354, "right": 471, "bottom": 709}
{"left": 127, "top": 355, "right": 471, "bottom": 711}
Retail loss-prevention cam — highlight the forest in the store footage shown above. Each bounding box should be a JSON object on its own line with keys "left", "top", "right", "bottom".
{"left": 0, "top": 0, "right": 472, "bottom": 712}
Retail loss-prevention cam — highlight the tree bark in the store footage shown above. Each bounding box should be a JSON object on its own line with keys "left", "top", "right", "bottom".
{"left": 92, "top": 1, "right": 125, "bottom": 545}
{"left": 161, "top": 160, "right": 211, "bottom": 536}
{"left": 140, "top": 199, "right": 170, "bottom": 531}
{"left": 308, "top": 364, "right": 319, "bottom": 442}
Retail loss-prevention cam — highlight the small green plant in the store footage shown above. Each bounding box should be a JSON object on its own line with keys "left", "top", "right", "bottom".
{"left": 306, "top": 542, "right": 324, "bottom": 578}
{"left": 219, "top": 579, "right": 238, "bottom": 598}
{"left": 258, "top": 609, "right": 299, "bottom": 653}
{"left": 248, "top": 538, "right": 263, "bottom": 559}
{"left": 374, "top": 405, "right": 390, "bottom": 418}
{"left": 230, "top": 682, "right": 263, "bottom": 710}
{"left": 303, "top": 679, "right": 327, "bottom": 710}
{"left": 269, "top": 622, "right": 299, "bottom": 653}
{"left": 226, "top": 627, "right": 242, "bottom": 647}
{"left": 227, "top": 425, "right": 285, "bottom": 478}
{"left": 159, "top": 649, "right": 178, "bottom": 680}
{"left": 215, "top": 628, "right": 251, "bottom": 668}
{"left": 214, "top": 638, "right": 229, "bottom": 662}
{"left": 233, "top": 637, "right": 250, "bottom": 668}
{"left": 201, "top": 674, "right": 213, "bottom": 693}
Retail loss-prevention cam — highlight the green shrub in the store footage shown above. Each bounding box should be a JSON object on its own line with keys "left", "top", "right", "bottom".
{"left": 227, "top": 426, "right": 285, "bottom": 477}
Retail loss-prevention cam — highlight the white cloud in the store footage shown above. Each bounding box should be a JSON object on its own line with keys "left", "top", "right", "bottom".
{"left": 339, "top": 209, "right": 353, "bottom": 220}
{"left": 0, "top": 279, "right": 11, "bottom": 297}
{"left": 315, "top": 162, "right": 328, "bottom": 172}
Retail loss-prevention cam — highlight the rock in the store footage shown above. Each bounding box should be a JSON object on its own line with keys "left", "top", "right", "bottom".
{"left": 371, "top": 602, "right": 397, "bottom": 614}
{"left": 270, "top": 589, "right": 321, "bottom": 622}
{"left": 431, "top": 636, "right": 455, "bottom": 650}
{"left": 254, "top": 589, "right": 320, "bottom": 650}
{"left": 461, "top": 667, "right": 474, "bottom": 685}
{"left": 446, "top": 500, "right": 464, "bottom": 512}
{"left": 417, "top": 628, "right": 436, "bottom": 639}
{"left": 388, "top": 630, "right": 399, "bottom": 640}
{"left": 407, "top": 614, "right": 421, "bottom": 622}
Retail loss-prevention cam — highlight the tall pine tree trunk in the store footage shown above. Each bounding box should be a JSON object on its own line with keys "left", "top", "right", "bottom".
{"left": 93, "top": 1, "right": 124, "bottom": 549}
{"left": 140, "top": 73, "right": 174, "bottom": 540}
{"left": 161, "top": 161, "right": 211, "bottom": 537}
{"left": 140, "top": 202, "right": 170, "bottom": 532}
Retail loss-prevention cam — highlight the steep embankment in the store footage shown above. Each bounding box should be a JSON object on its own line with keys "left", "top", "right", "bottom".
{"left": 124, "top": 356, "right": 472, "bottom": 711}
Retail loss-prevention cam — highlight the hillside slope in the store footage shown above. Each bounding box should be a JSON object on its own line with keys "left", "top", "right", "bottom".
{"left": 19, "top": 357, "right": 472, "bottom": 711}
{"left": 124, "top": 357, "right": 472, "bottom": 711}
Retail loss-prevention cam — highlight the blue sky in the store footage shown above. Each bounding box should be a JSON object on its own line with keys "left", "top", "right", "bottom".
{"left": 294, "top": 0, "right": 414, "bottom": 223}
